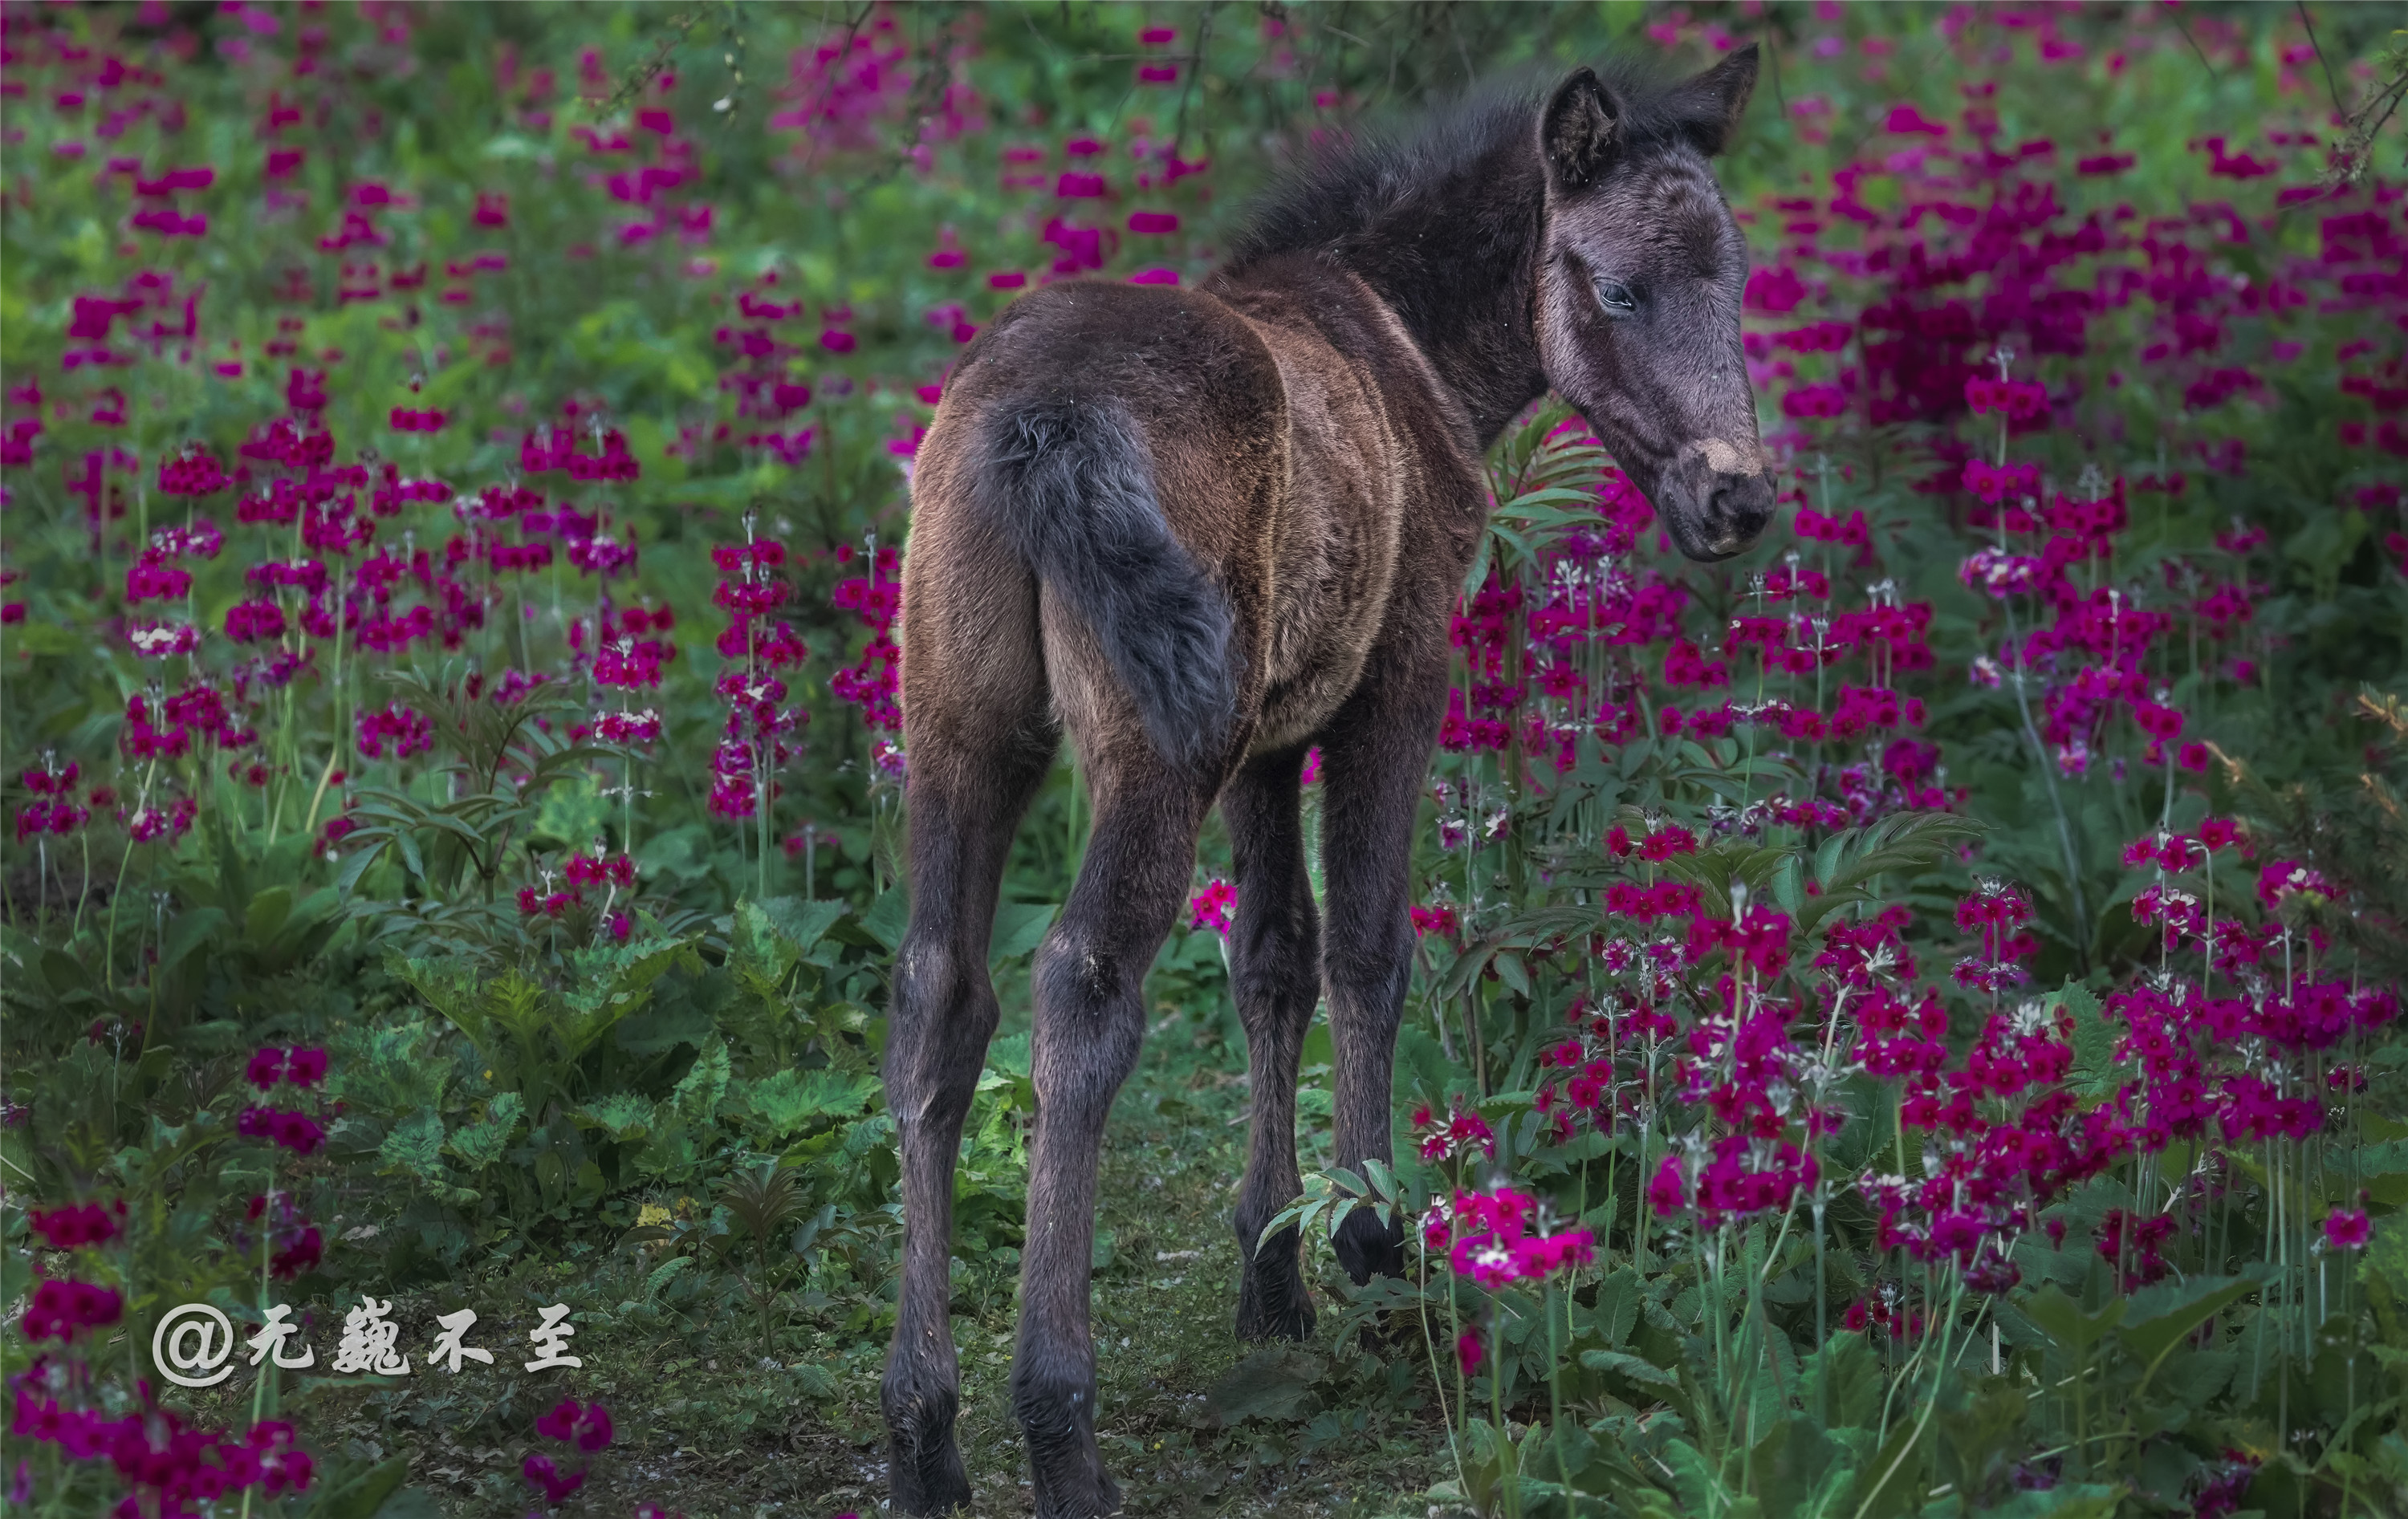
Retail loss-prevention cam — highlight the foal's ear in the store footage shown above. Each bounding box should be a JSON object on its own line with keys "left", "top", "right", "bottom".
{"left": 1674, "top": 43, "right": 1760, "bottom": 156}
{"left": 1541, "top": 67, "right": 1621, "bottom": 192}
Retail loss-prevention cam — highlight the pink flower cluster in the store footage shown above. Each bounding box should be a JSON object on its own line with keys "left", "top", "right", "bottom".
{"left": 517, "top": 848, "right": 640, "bottom": 940}
{"left": 15, "top": 760, "right": 91, "bottom": 843}
{"left": 10, "top": 1363, "right": 314, "bottom": 1517}
{"left": 234, "top": 1103, "right": 326, "bottom": 1156}
{"left": 708, "top": 535, "right": 809, "bottom": 821}
{"left": 1423, "top": 1186, "right": 1595, "bottom": 1287}
{"left": 830, "top": 540, "right": 903, "bottom": 746}
{"left": 20, "top": 1279, "right": 123, "bottom": 1342}
{"left": 245, "top": 1045, "right": 329, "bottom": 1090}
{"left": 1412, "top": 1103, "right": 1496, "bottom": 1164}
{"left": 246, "top": 1191, "right": 324, "bottom": 1280}
{"left": 350, "top": 701, "right": 429, "bottom": 760}
{"left": 523, "top": 1397, "right": 613, "bottom": 1506}
{"left": 1187, "top": 878, "right": 1235, "bottom": 935}
{"left": 27, "top": 1200, "right": 125, "bottom": 1249}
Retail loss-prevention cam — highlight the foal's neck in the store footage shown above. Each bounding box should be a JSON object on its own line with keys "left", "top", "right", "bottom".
{"left": 1332, "top": 134, "right": 1550, "bottom": 447}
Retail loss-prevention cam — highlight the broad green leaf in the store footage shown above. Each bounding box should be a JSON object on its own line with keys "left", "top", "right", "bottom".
{"left": 2019, "top": 1283, "right": 2126, "bottom": 1352}
{"left": 989, "top": 901, "right": 1056, "bottom": 961}
{"left": 296, "top": 1456, "right": 410, "bottom": 1519}
{"left": 2117, "top": 1273, "right": 2255, "bottom": 1371}
{"left": 244, "top": 885, "right": 293, "bottom": 947}
{"left": 739, "top": 1067, "right": 878, "bottom": 1139}
{"left": 158, "top": 907, "right": 226, "bottom": 972}
{"left": 1205, "top": 1346, "right": 1326, "bottom": 1426}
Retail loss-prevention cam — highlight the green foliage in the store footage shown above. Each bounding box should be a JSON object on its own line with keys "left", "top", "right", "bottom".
{"left": 2, "top": 2, "right": 2404, "bottom": 1516}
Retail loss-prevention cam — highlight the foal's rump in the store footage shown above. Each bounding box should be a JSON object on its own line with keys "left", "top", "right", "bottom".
{"left": 903, "top": 281, "right": 1291, "bottom": 774}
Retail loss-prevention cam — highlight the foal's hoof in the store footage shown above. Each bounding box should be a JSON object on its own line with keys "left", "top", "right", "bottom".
{"left": 1332, "top": 1209, "right": 1407, "bottom": 1284}
{"left": 1034, "top": 1468, "right": 1124, "bottom": 1519}
{"left": 1235, "top": 1267, "right": 1316, "bottom": 1342}
{"left": 888, "top": 1436, "right": 972, "bottom": 1516}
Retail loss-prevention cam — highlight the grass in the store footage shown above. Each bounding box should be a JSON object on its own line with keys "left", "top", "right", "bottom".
{"left": 205, "top": 977, "right": 1449, "bottom": 1517}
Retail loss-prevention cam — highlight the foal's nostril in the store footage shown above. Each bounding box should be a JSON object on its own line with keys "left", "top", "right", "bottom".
{"left": 1707, "top": 473, "right": 1775, "bottom": 547}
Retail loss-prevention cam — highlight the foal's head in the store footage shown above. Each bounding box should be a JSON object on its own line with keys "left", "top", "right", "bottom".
{"left": 1534, "top": 49, "right": 1773, "bottom": 562}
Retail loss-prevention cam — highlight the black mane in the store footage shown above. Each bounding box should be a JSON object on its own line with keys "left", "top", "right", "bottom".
{"left": 1228, "top": 58, "right": 1723, "bottom": 267}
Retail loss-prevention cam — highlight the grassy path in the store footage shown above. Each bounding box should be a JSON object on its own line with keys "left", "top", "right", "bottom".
{"left": 288, "top": 999, "right": 1448, "bottom": 1517}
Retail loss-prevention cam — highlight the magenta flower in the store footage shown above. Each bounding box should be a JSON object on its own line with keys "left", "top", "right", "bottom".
{"left": 1187, "top": 879, "right": 1235, "bottom": 935}
{"left": 1454, "top": 1330, "right": 1484, "bottom": 1377}
{"left": 237, "top": 1107, "right": 326, "bottom": 1155}
{"left": 1647, "top": 1154, "right": 1687, "bottom": 1217}
{"left": 2326, "top": 1209, "right": 2372, "bottom": 1251}
{"left": 521, "top": 1452, "right": 585, "bottom": 1506}
{"left": 26, "top": 1200, "right": 124, "bottom": 1249}
{"left": 1412, "top": 1104, "right": 1495, "bottom": 1164}
{"left": 535, "top": 1399, "right": 615, "bottom": 1452}
{"left": 20, "top": 1277, "right": 123, "bottom": 1340}
{"left": 246, "top": 1047, "right": 287, "bottom": 1090}
{"left": 156, "top": 444, "right": 229, "bottom": 496}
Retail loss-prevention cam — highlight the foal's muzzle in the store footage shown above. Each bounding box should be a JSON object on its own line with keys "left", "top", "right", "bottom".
{"left": 1661, "top": 447, "right": 1775, "bottom": 563}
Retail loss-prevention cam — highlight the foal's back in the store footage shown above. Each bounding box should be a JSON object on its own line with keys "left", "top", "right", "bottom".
{"left": 904, "top": 266, "right": 1480, "bottom": 773}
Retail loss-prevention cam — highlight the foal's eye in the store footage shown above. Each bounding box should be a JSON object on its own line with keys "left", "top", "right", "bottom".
{"left": 1593, "top": 279, "right": 1637, "bottom": 316}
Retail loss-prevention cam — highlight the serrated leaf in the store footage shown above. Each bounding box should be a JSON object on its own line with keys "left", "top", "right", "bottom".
{"left": 446, "top": 1091, "right": 523, "bottom": 1169}
{"left": 739, "top": 1067, "right": 877, "bottom": 1139}
{"left": 645, "top": 1254, "right": 694, "bottom": 1296}
{"left": 379, "top": 1110, "right": 445, "bottom": 1180}
{"left": 576, "top": 1092, "right": 655, "bottom": 1139}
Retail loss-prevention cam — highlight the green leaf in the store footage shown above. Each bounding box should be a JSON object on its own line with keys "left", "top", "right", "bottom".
{"left": 295, "top": 1456, "right": 410, "bottom": 1519}
{"left": 446, "top": 1091, "right": 523, "bottom": 1170}
{"left": 1580, "top": 1347, "right": 1681, "bottom": 1392}
{"left": 2051, "top": 981, "right": 2115, "bottom": 1100}
{"left": 243, "top": 886, "right": 293, "bottom": 947}
{"left": 2020, "top": 1283, "right": 2126, "bottom": 1352}
{"left": 615, "top": 998, "right": 717, "bottom": 1055}
{"left": 1204, "top": 1346, "right": 1326, "bottom": 1426}
{"left": 989, "top": 901, "right": 1056, "bottom": 962}
{"left": 668, "top": 1039, "right": 730, "bottom": 1121}
{"left": 1972, "top": 1484, "right": 2122, "bottom": 1518}
{"left": 158, "top": 907, "right": 226, "bottom": 972}
{"left": 645, "top": 1254, "right": 694, "bottom": 1297}
{"left": 2117, "top": 1273, "right": 2255, "bottom": 1371}
{"left": 861, "top": 887, "right": 909, "bottom": 952}
{"left": 533, "top": 770, "right": 612, "bottom": 850}
{"left": 576, "top": 1092, "right": 655, "bottom": 1140}
{"left": 739, "top": 1067, "right": 878, "bottom": 1139}
{"left": 752, "top": 895, "right": 848, "bottom": 957}
{"left": 378, "top": 1110, "right": 445, "bottom": 1180}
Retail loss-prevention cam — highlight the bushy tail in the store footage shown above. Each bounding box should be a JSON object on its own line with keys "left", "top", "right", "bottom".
{"left": 974, "top": 398, "right": 1236, "bottom": 769}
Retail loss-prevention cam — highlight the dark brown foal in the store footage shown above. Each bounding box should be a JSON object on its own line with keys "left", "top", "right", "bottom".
{"left": 882, "top": 48, "right": 1771, "bottom": 1517}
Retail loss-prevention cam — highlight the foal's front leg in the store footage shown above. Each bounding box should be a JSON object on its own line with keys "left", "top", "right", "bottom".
{"left": 1319, "top": 655, "right": 1447, "bottom": 1284}
{"left": 1226, "top": 746, "right": 1322, "bottom": 1342}
{"left": 1015, "top": 763, "right": 1206, "bottom": 1517}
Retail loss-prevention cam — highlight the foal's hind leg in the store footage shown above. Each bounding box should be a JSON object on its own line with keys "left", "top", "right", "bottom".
{"left": 1014, "top": 731, "right": 1214, "bottom": 1518}
{"left": 1226, "top": 745, "right": 1322, "bottom": 1342}
{"left": 884, "top": 530, "right": 1056, "bottom": 1516}
{"left": 884, "top": 733, "right": 1055, "bottom": 1513}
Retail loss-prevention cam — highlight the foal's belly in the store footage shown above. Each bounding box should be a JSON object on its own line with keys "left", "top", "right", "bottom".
{"left": 1244, "top": 326, "right": 1407, "bottom": 755}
